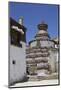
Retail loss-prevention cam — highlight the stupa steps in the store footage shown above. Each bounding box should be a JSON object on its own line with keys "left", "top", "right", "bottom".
{"left": 26, "top": 47, "right": 49, "bottom": 52}
{"left": 28, "top": 73, "right": 58, "bottom": 81}
{"left": 26, "top": 49, "right": 49, "bottom": 54}
{"left": 26, "top": 53, "right": 49, "bottom": 58}
{"left": 26, "top": 46, "right": 49, "bottom": 50}
{"left": 37, "top": 64, "right": 49, "bottom": 69}
{"left": 26, "top": 59, "right": 48, "bottom": 64}
{"left": 28, "top": 62, "right": 49, "bottom": 68}
{"left": 26, "top": 52, "right": 49, "bottom": 55}
{"left": 26, "top": 48, "right": 49, "bottom": 53}
{"left": 26, "top": 57, "right": 49, "bottom": 60}
{"left": 37, "top": 67, "right": 49, "bottom": 70}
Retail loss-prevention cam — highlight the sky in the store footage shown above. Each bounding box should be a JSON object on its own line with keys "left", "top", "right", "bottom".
{"left": 9, "top": 2, "right": 59, "bottom": 44}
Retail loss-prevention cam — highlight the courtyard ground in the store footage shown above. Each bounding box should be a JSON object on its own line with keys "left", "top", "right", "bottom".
{"left": 10, "top": 79, "right": 58, "bottom": 87}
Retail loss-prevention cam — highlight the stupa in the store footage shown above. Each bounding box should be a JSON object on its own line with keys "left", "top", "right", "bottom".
{"left": 26, "top": 21, "right": 58, "bottom": 80}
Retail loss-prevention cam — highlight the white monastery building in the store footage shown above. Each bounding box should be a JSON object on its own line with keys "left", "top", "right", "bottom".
{"left": 9, "top": 17, "right": 27, "bottom": 85}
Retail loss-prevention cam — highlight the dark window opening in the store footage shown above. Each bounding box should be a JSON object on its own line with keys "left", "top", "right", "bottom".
{"left": 10, "top": 29, "right": 22, "bottom": 47}
{"left": 12, "top": 60, "right": 16, "bottom": 65}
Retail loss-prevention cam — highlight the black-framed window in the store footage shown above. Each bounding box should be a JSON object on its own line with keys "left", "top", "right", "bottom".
{"left": 10, "top": 29, "right": 22, "bottom": 47}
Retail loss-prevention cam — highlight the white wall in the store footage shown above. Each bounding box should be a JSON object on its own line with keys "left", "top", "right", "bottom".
{"left": 48, "top": 49, "right": 58, "bottom": 73}
{"left": 9, "top": 42, "right": 26, "bottom": 85}
{"left": 54, "top": 50, "right": 59, "bottom": 72}
{"left": 40, "top": 41, "right": 54, "bottom": 47}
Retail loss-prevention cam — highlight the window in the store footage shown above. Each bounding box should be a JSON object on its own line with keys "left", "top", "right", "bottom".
{"left": 10, "top": 29, "right": 22, "bottom": 47}
{"left": 12, "top": 60, "right": 16, "bottom": 65}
